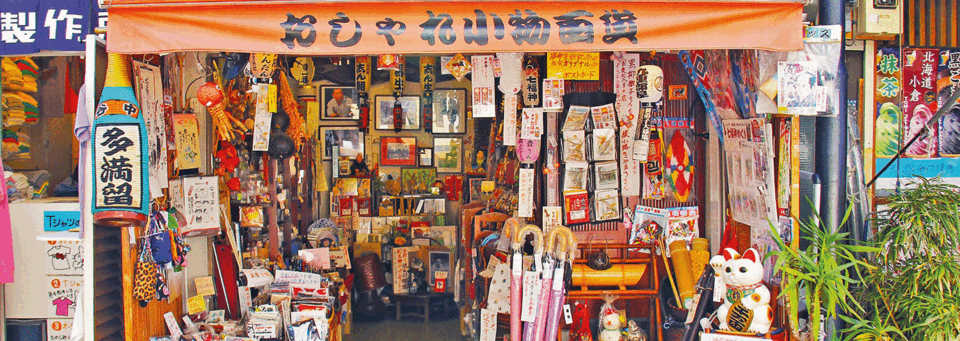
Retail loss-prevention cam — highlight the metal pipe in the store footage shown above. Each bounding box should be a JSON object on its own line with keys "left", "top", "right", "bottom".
{"left": 815, "top": 0, "right": 847, "bottom": 233}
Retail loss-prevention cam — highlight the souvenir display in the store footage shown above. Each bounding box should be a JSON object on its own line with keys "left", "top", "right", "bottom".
{"left": 710, "top": 249, "right": 773, "bottom": 334}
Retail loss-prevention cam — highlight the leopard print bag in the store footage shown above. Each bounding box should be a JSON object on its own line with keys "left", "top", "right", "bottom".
{"left": 133, "top": 241, "right": 157, "bottom": 304}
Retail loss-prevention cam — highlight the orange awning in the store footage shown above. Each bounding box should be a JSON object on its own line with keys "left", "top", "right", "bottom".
{"left": 103, "top": 0, "right": 804, "bottom": 54}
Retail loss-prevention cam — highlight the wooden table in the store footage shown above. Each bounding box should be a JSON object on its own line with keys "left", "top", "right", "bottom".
{"left": 394, "top": 292, "right": 454, "bottom": 322}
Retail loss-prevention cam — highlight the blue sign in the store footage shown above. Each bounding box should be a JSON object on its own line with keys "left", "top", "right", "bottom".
{"left": 43, "top": 210, "right": 81, "bottom": 232}
{"left": 1, "top": 0, "right": 103, "bottom": 55}
{"left": 875, "top": 157, "right": 960, "bottom": 190}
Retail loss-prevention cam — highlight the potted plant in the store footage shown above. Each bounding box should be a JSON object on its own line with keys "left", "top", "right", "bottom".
{"left": 767, "top": 204, "right": 878, "bottom": 341}
{"left": 851, "top": 177, "right": 960, "bottom": 341}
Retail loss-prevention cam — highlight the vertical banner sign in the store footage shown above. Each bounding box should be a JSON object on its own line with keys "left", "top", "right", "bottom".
{"left": 522, "top": 56, "right": 540, "bottom": 107}
{"left": 614, "top": 53, "right": 642, "bottom": 197}
{"left": 252, "top": 84, "right": 272, "bottom": 151}
{"left": 472, "top": 55, "right": 496, "bottom": 118}
{"left": 938, "top": 49, "right": 960, "bottom": 156}
{"left": 503, "top": 93, "right": 518, "bottom": 146}
{"left": 355, "top": 56, "right": 372, "bottom": 132}
{"left": 133, "top": 61, "right": 168, "bottom": 197}
{"left": 875, "top": 48, "right": 902, "bottom": 159}
{"left": 391, "top": 56, "right": 405, "bottom": 132}
{"left": 421, "top": 56, "right": 436, "bottom": 133}
{"left": 518, "top": 168, "right": 535, "bottom": 217}
{"left": 545, "top": 111, "right": 561, "bottom": 206}
{"left": 92, "top": 53, "right": 149, "bottom": 226}
{"left": 901, "top": 48, "right": 939, "bottom": 158}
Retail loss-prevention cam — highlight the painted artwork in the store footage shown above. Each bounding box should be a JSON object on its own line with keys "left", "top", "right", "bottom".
{"left": 938, "top": 49, "right": 960, "bottom": 156}
{"left": 434, "top": 137, "right": 462, "bottom": 173}
{"left": 432, "top": 89, "right": 465, "bottom": 133}
{"left": 401, "top": 168, "right": 437, "bottom": 195}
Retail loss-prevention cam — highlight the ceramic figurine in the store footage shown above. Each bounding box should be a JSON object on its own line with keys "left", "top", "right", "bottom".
{"left": 711, "top": 248, "right": 772, "bottom": 334}
{"left": 625, "top": 320, "right": 646, "bottom": 341}
{"left": 598, "top": 312, "right": 624, "bottom": 341}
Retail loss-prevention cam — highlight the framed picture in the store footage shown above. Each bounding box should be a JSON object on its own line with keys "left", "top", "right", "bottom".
{"left": 428, "top": 250, "right": 452, "bottom": 292}
{"left": 321, "top": 86, "right": 360, "bottom": 119}
{"left": 376, "top": 96, "right": 421, "bottom": 130}
{"left": 434, "top": 137, "right": 462, "bottom": 173}
{"left": 401, "top": 168, "right": 437, "bottom": 195}
{"left": 468, "top": 178, "right": 483, "bottom": 202}
{"left": 380, "top": 137, "right": 417, "bottom": 166}
{"left": 419, "top": 148, "right": 433, "bottom": 167}
{"left": 432, "top": 89, "right": 466, "bottom": 133}
{"left": 319, "top": 127, "right": 364, "bottom": 160}
{"left": 594, "top": 161, "right": 620, "bottom": 190}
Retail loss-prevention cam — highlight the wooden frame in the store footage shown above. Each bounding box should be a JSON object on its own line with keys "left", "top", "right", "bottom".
{"left": 432, "top": 89, "right": 466, "bottom": 133}
{"left": 320, "top": 86, "right": 360, "bottom": 120}
{"left": 375, "top": 95, "right": 421, "bottom": 130}
{"left": 380, "top": 137, "right": 418, "bottom": 166}
{"left": 318, "top": 126, "right": 364, "bottom": 160}
{"left": 433, "top": 137, "right": 462, "bottom": 173}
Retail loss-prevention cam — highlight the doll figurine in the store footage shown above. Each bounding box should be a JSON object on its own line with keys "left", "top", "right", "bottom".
{"left": 625, "top": 320, "right": 646, "bottom": 341}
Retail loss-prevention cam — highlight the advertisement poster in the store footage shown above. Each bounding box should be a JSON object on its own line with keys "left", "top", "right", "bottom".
{"left": 722, "top": 119, "right": 778, "bottom": 228}
{"left": 901, "top": 48, "right": 939, "bottom": 158}
{"left": 938, "top": 48, "right": 960, "bottom": 156}
{"left": 875, "top": 48, "right": 902, "bottom": 158}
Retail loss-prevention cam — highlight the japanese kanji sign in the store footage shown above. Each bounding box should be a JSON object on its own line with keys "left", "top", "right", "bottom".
{"left": 105, "top": 1, "right": 803, "bottom": 54}
{"left": 92, "top": 120, "right": 145, "bottom": 212}
{"left": 875, "top": 48, "right": 902, "bottom": 159}
{"left": 901, "top": 48, "right": 939, "bottom": 158}
{"left": 1, "top": 0, "right": 101, "bottom": 55}
{"left": 547, "top": 52, "right": 599, "bottom": 80}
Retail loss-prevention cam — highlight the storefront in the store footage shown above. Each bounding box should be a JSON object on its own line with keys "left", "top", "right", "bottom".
{"left": 75, "top": 1, "right": 825, "bottom": 340}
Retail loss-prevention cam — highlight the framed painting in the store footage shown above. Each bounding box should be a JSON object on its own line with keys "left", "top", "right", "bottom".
{"left": 432, "top": 89, "right": 466, "bottom": 133}
{"left": 376, "top": 96, "right": 421, "bottom": 130}
{"left": 434, "top": 137, "right": 462, "bottom": 173}
{"left": 380, "top": 136, "right": 417, "bottom": 166}
{"left": 401, "top": 168, "right": 437, "bottom": 195}
{"left": 318, "top": 127, "right": 364, "bottom": 160}
{"left": 321, "top": 86, "right": 360, "bottom": 119}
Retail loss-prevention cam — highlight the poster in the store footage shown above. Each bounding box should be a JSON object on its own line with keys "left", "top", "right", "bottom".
{"left": 45, "top": 240, "right": 83, "bottom": 276}
{"left": 520, "top": 108, "right": 543, "bottom": 140}
{"left": 47, "top": 276, "right": 82, "bottom": 317}
{"left": 133, "top": 60, "right": 168, "bottom": 195}
{"left": 180, "top": 176, "right": 220, "bottom": 231}
{"left": 777, "top": 61, "right": 819, "bottom": 115}
{"left": 543, "top": 79, "right": 564, "bottom": 111}
{"left": 901, "top": 48, "right": 939, "bottom": 158}
{"left": 47, "top": 319, "right": 74, "bottom": 341}
{"left": 547, "top": 52, "right": 600, "bottom": 80}
{"left": 939, "top": 49, "right": 960, "bottom": 156}
{"left": 722, "top": 119, "right": 778, "bottom": 229}
{"left": 875, "top": 48, "right": 902, "bottom": 158}
{"left": 392, "top": 247, "right": 415, "bottom": 294}
{"left": 252, "top": 84, "right": 272, "bottom": 151}
{"left": 173, "top": 114, "right": 202, "bottom": 169}
{"left": 472, "top": 55, "right": 496, "bottom": 118}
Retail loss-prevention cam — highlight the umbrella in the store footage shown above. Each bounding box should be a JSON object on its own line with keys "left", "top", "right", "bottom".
{"left": 511, "top": 222, "right": 543, "bottom": 341}
{"left": 543, "top": 226, "right": 577, "bottom": 341}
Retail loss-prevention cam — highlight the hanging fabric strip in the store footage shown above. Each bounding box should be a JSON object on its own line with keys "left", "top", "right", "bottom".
{"left": 390, "top": 56, "right": 404, "bottom": 98}
{"left": 679, "top": 50, "right": 724, "bottom": 143}
{"left": 420, "top": 56, "right": 436, "bottom": 133}
{"left": 355, "top": 56, "right": 372, "bottom": 132}
{"left": 503, "top": 93, "right": 518, "bottom": 146}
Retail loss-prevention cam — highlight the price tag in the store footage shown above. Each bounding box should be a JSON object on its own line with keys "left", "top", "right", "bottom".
{"left": 533, "top": 253, "right": 543, "bottom": 273}
{"left": 164, "top": 312, "right": 183, "bottom": 338}
{"left": 713, "top": 277, "right": 724, "bottom": 302}
{"left": 512, "top": 253, "right": 522, "bottom": 275}
{"left": 552, "top": 267, "right": 565, "bottom": 290}
{"left": 563, "top": 304, "right": 573, "bottom": 324}
{"left": 685, "top": 293, "right": 700, "bottom": 324}
{"left": 521, "top": 271, "right": 541, "bottom": 322}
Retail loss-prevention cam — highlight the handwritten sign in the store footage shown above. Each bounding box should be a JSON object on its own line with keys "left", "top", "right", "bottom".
{"left": 547, "top": 52, "right": 600, "bottom": 80}
{"left": 47, "top": 319, "right": 73, "bottom": 341}
{"left": 195, "top": 276, "right": 215, "bottom": 296}
{"left": 274, "top": 270, "right": 325, "bottom": 285}
{"left": 187, "top": 295, "right": 207, "bottom": 315}
{"left": 47, "top": 276, "right": 82, "bottom": 318}
{"left": 173, "top": 114, "right": 201, "bottom": 169}
{"left": 180, "top": 176, "right": 220, "bottom": 235}
{"left": 241, "top": 269, "right": 274, "bottom": 287}
{"left": 163, "top": 312, "right": 183, "bottom": 338}
{"left": 43, "top": 211, "right": 80, "bottom": 232}
{"left": 479, "top": 308, "right": 497, "bottom": 341}
{"left": 392, "top": 247, "right": 414, "bottom": 294}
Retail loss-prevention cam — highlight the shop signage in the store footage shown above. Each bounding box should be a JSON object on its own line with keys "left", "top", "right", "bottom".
{"left": 43, "top": 211, "right": 81, "bottom": 232}
{"left": 106, "top": 2, "right": 802, "bottom": 54}
{"left": 1, "top": 0, "right": 104, "bottom": 55}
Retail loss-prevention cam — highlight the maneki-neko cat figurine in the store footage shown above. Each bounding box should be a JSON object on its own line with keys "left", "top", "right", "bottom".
{"left": 710, "top": 248, "right": 773, "bottom": 334}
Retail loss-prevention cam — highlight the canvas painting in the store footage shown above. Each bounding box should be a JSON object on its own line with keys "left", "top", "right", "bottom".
{"left": 401, "top": 168, "right": 437, "bottom": 195}
{"left": 434, "top": 137, "right": 463, "bottom": 173}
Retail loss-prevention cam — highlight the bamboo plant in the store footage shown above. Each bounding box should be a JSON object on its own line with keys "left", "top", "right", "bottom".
{"left": 767, "top": 203, "right": 878, "bottom": 340}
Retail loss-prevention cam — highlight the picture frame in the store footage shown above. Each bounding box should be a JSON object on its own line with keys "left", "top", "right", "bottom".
{"left": 380, "top": 137, "right": 418, "bottom": 166}
{"left": 432, "top": 89, "right": 466, "bottom": 133}
{"left": 428, "top": 250, "right": 452, "bottom": 292}
{"left": 319, "top": 127, "right": 364, "bottom": 160}
{"left": 433, "top": 137, "right": 463, "bottom": 173}
{"left": 376, "top": 96, "right": 421, "bottom": 130}
{"left": 468, "top": 178, "right": 483, "bottom": 202}
{"left": 401, "top": 168, "right": 437, "bottom": 195}
{"left": 419, "top": 148, "right": 433, "bottom": 167}
{"left": 321, "top": 86, "right": 360, "bottom": 120}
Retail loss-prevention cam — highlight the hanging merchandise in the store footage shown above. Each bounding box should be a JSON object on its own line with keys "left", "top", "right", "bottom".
{"left": 630, "top": 206, "right": 669, "bottom": 246}
{"left": 597, "top": 295, "right": 623, "bottom": 341}
{"left": 523, "top": 56, "right": 541, "bottom": 107}
{"left": 197, "top": 82, "right": 246, "bottom": 141}
{"left": 250, "top": 53, "right": 278, "bottom": 79}
{"left": 356, "top": 56, "right": 372, "bottom": 132}
{"left": 643, "top": 123, "right": 665, "bottom": 199}
{"left": 679, "top": 50, "right": 725, "bottom": 142}
{"left": 500, "top": 53, "right": 523, "bottom": 147}
{"left": 544, "top": 110, "right": 562, "bottom": 206}
{"left": 251, "top": 84, "right": 273, "bottom": 151}
{"left": 667, "top": 131, "right": 694, "bottom": 202}
{"left": 543, "top": 79, "right": 564, "bottom": 111}
{"left": 504, "top": 93, "right": 518, "bottom": 146}
{"left": 519, "top": 108, "right": 543, "bottom": 164}
{"left": 570, "top": 301, "right": 593, "bottom": 341}
{"left": 91, "top": 53, "right": 150, "bottom": 227}
{"left": 510, "top": 223, "right": 544, "bottom": 341}
{"left": 637, "top": 64, "right": 664, "bottom": 103}
{"left": 391, "top": 56, "right": 405, "bottom": 132}
{"left": 472, "top": 55, "right": 496, "bottom": 118}
{"left": 134, "top": 239, "right": 158, "bottom": 306}
{"left": 722, "top": 119, "right": 778, "bottom": 229}
{"left": 445, "top": 53, "right": 471, "bottom": 81}
{"left": 276, "top": 71, "right": 306, "bottom": 147}
{"left": 543, "top": 226, "right": 577, "bottom": 341}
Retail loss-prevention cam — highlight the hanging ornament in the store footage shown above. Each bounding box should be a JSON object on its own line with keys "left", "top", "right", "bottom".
{"left": 91, "top": 53, "right": 149, "bottom": 227}
{"left": 355, "top": 56, "right": 372, "bottom": 133}
{"left": 392, "top": 56, "right": 405, "bottom": 133}
{"left": 249, "top": 53, "right": 278, "bottom": 79}
{"left": 421, "top": 57, "right": 437, "bottom": 133}
{"left": 667, "top": 130, "right": 694, "bottom": 202}
{"left": 444, "top": 53, "right": 470, "bottom": 81}
{"left": 637, "top": 64, "right": 664, "bottom": 103}
{"left": 522, "top": 56, "right": 541, "bottom": 107}
{"left": 290, "top": 57, "right": 315, "bottom": 86}
{"left": 378, "top": 53, "right": 401, "bottom": 70}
